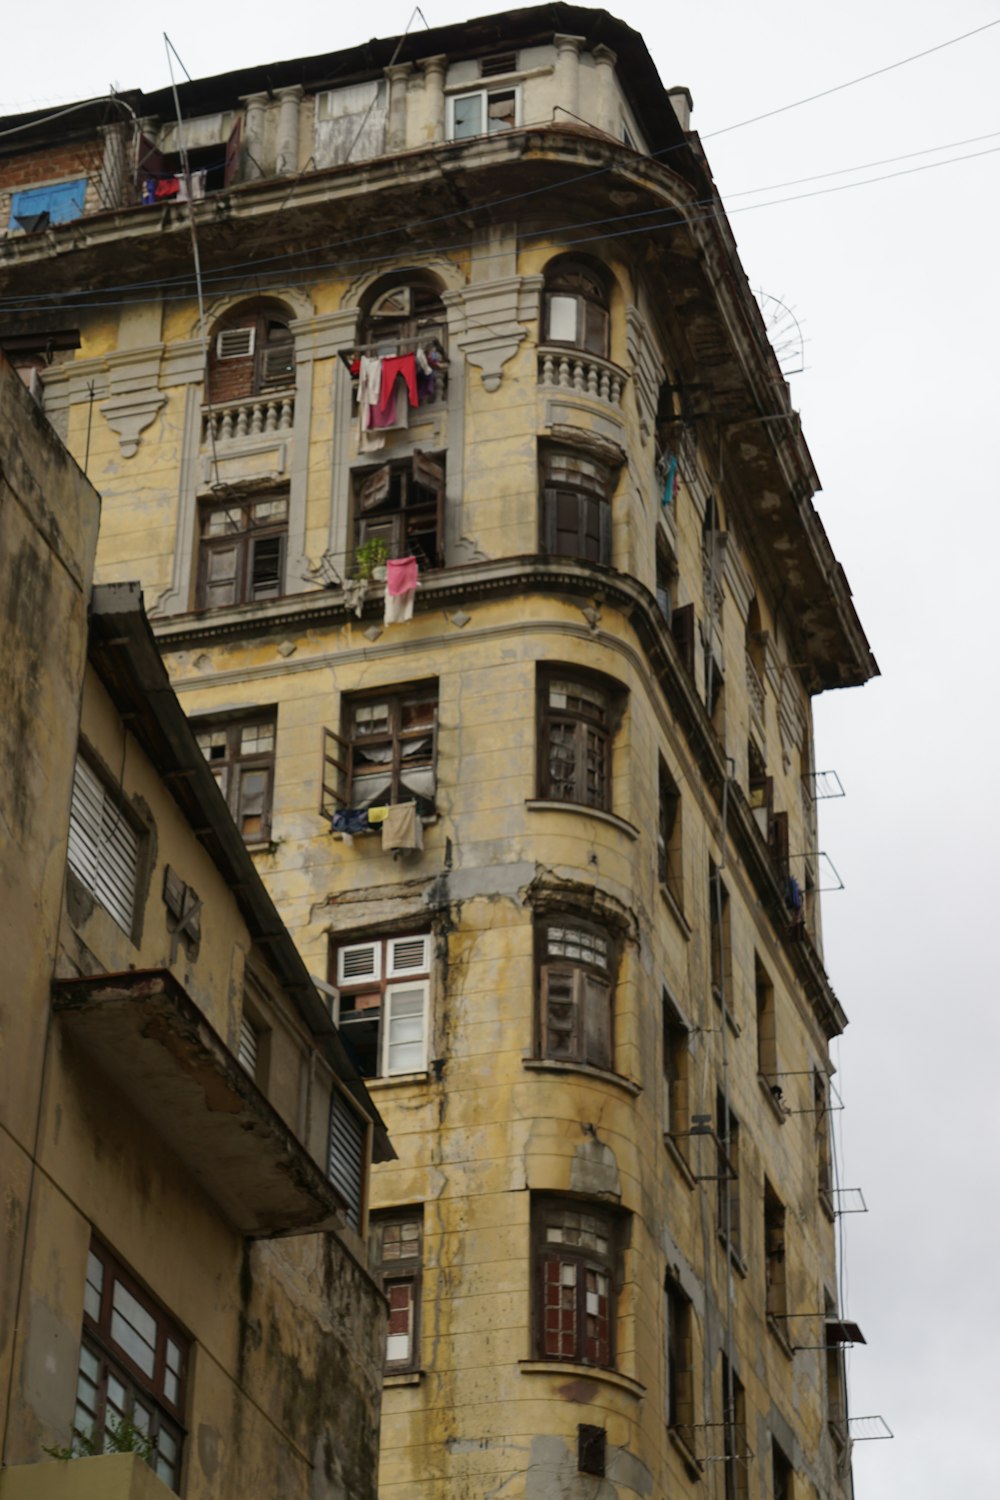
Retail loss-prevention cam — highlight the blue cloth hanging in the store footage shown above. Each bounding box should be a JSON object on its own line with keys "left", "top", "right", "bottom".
{"left": 661, "top": 454, "right": 678, "bottom": 507}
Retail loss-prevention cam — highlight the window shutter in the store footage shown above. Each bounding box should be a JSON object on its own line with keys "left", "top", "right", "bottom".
{"left": 541, "top": 489, "right": 559, "bottom": 553}
{"left": 584, "top": 301, "right": 609, "bottom": 358}
{"left": 385, "top": 1281, "right": 414, "bottom": 1363}
{"left": 68, "top": 756, "right": 138, "bottom": 933}
{"left": 216, "top": 327, "right": 255, "bottom": 360}
{"left": 387, "top": 934, "right": 430, "bottom": 976}
{"left": 582, "top": 974, "right": 612, "bottom": 1071}
{"left": 359, "top": 464, "right": 392, "bottom": 513}
{"left": 202, "top": 539, "right": 241, "bottom": 608}
{"left": 337, "top": 941, "right": 381, "bottom": 985}
{"left": 542, "top": 966, "right": 579, "bottom": 1060}
{"left": 328, "top": 1088, "right": 365, "bottom": 1231}
{"left": 412, "top": 450, "right": 444, "bottom": 492}
{"left": 769, "top": 810, "right": 790, "bottom": 874}
{"left": 383, "top": 982, "right": 428, "bottom": 1076}
{"left": 237, "top": 1016, "right": 258, "bottom": 1075}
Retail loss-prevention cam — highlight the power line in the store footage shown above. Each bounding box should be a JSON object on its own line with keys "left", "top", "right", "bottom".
{"left": 704, "top": 15, "right": 1000, "bottom": 139}
{"left": 724, "top": 127, "right": 1000, "bottom": 199}
{"left": 1, "top": 132, "right": 997, "bottom": 319}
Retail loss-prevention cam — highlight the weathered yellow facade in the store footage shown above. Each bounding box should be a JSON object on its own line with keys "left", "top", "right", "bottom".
{"left": 0, "top": 360, "right": 389, "bottom": 1497}
{"left": 0, "top": 6, "right": 877, "bottom": 1497}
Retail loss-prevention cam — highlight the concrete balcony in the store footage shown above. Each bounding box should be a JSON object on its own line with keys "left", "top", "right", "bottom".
{"left": 537, "top": 346, "right": 628, "bottom": 408}
{"left": 199, "top": 390, "right": 295, "bottom": 486}
{"left": 0, "top": 1453, "right": 171, "bottom": 1500}
{"left": 53, "top": 969, "right": 351, "bottom": 1237}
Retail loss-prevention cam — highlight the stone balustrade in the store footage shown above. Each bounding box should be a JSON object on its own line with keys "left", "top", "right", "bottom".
{"left": 202, "top": 391, "right": 295, "bottom": 445}
{"left": 538, "top": 346, "right": 628, "bottom": 407}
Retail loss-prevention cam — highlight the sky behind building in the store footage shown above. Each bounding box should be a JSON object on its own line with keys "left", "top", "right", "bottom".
{"left": 4, "top": 3, "right": 996, "bottom": 1492}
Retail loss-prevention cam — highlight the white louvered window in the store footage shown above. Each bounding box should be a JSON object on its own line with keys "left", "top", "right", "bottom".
{"left": 328, "top": 1087, "right": 365, "bottom": 1231}
{"left": 216, "top": 327, "right": 254, "bottom": 359}
{"left": 67, "top": 754, "right": 139, "bottom": 934}
{"left": 331, "top": 932, "right": 431, "bottom": 1079}
{"left": 237, "top": 1015, "right": 258, "bottom": 1077}
{"left": 387, "top": 934, "right": 431, "bottom": 977}
{"left": 337, "top": 941, "right": 381, "bottom": 986}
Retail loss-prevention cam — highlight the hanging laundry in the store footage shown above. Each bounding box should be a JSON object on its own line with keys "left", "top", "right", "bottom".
{"left": 785, "top": 875, "right": 803, "bottom": 914}
{"left": 332, "top": 807, "right": 373, "bottom": 835}
{"left": 384, "top": 555, "right": 419, "bottom": 626}
{"left": 369, "top": 381, "right": 407, "bottom": 430}
{"left": 365, "top": 805, "right": 390, "bottom": 825}
{"left": 382, "top": 801, "right": 424, "bottom": 852}
{"left": 154, "top": 177, "right": 181, "bottom": 200}
{"left": 661, "top": 453, "right": 678, "bottom": 507}
{"left": 415, "top": 345, "right": 438, "bottom": 404}
{"left": 142, "top": 178, "right": 157, "bottom": 206}
{"left": 357, "top": 355, "right": 385, "bottom": 452}
{"left": 377, "top": 353, "right": 419, "bottom": 419}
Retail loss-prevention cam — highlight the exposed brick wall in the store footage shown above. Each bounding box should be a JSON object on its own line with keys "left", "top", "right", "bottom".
{"left": 0, "top": 139, "right": 100, "bottom": 192}
{"left": 208, "top": 352, "right": 256, "bottom": 405}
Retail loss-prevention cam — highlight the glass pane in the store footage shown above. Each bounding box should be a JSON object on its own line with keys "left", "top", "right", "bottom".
{"left": 164, "top": 1368, "right": 178, "bottom": 1404}
{"left": 197, "top": 729, "right": 228, "bottom": 760}
{"left": 111, "top": 1280, "right": 157, "bottom": 1376}
{"left": 487, "top": 90, "right": 516, "bottom": 131}
{"left": 452, "top": 94, "right": 482, "bottom": 139}
{"left": 547, "top": 294, "right": 578, "bottom": 343}
{"left": 240, "top": 722, "right": 274, "bottom": 753}
{"left": 78, "top": 1344, "right": 100, "bottom": 1383}
{"left": 251, "top": 497, "right": 288, "bottom": 524}
{"left": 84, "top": 1252, "right": 104, "bottom": 1320}
{"left": 204, "top": 506, "right": 243, "bottom": 537}
{"left": 166, "top": 1338, "right": 182, "bottom": 1374}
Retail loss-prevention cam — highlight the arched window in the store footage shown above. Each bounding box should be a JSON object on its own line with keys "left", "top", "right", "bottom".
{"left": 542, "top": 258, "right": 610, "bottom": 358}
{"left": 359, "top": 274, "right": 447, "bottom": 359}
{"left": 207, "top": 301, "right": 294, "bottom": 405}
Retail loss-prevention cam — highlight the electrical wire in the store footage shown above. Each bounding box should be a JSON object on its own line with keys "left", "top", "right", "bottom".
{"left": 703, "top": 14, "right": 1000, "bottom": 138}
{"left": 3, "top": 133, "right": 998, "bottom": 320}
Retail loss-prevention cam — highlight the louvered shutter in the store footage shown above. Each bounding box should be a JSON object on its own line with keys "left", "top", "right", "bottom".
{"left": 328, "top": 1088, "right": 365, "bottom": 1230}
{"left": 238, "top": 1016, "right": 258, "bottom": 1075}
{"left": 387, "top": 934, "right": 430, "bottom": 977}
{"left": 582, "top": 974, "right": 612, "bottom": 1070}
{"left": 67, "top": 755, "right": 138, "bottom": 933}
{"left": 216, "top": 327, "right": 255, "bottom": 360}
{"left": 337, "top": 941, "right": 381, "bottom": 986}
{"left": 223, "top": 116, "right": 243, "bottom": 187}
{"left": 383, "top": 982, "right": 428, "bottom": 1075}
{"left": 359, "top": 464, "right": 391, "bottom": 513}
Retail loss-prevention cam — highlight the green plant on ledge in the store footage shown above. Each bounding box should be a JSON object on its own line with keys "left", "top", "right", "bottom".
{"left": 352, "top": 536, "right": 389, "bottom": 581}
{"left": 44, "top": 1413, "right": 157, "bottom": 1465}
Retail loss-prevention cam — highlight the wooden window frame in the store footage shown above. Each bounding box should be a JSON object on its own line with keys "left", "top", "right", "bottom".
{"left": 358, "top": 279, "right": 447, "bottom": 360}
{"left": 371, "top": 1209, "right": 423, "bottom": 1373}
{"left": 542, "top": 260, "right": 610, "bottom": 358}
{"left": 67, "top": 750, "right": 143, "bottom": 937}
{"left": 196, "top": 494, "right": 288, "bottom": 610}
{"left": 536, "top": 917, "right": 616, "bottom": 1072}
{"left": 75, "top": 1240, "right": 187, "bottom": 1491}
{"left": 352, "top": 453, "right": 445, "bottom": 572}
{"left": 533, "top": 1198, "right": 620, "bottom": 1369}
{"left": 537, "top": 668, "right": 616, "bottom": 811}
{"left": 539, "top": 448, "right": 613, "bottom": 565}
{"left": 194, "top": 711, "right": 276, "bottom": 842}
{"left": 330, "top": 684, "right": 438, "bottom": 816}
{"left": 330, "top": 932, "right": 431, "bottom": 1080}
{"left": 662, "top": 991, "right": 691, "bottom": 1153}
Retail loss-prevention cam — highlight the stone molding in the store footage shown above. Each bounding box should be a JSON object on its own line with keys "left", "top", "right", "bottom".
{"left": 444, "top": 274, "right": 543, "bottom": 392}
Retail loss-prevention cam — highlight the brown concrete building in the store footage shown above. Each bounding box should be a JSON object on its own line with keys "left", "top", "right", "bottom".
{"left": 0, "top": 7, "right": 877, "bottom": 1497}
{"left": 0, "top": 358, "right": 391, "bottom": 1499}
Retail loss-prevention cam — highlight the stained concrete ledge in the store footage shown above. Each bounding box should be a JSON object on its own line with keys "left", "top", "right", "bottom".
{"left": 0, "top": 1453, "right": 171, "bottom": 1500}
{"left": 53, "top": 968, "right": 349, "bottom": 1237}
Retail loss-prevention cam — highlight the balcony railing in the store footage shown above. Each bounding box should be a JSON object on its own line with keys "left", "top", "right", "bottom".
{"left": 202, "top": 390, "right": 295, "bottom": 445}
{"left": 538, "top": 346, "right": 628, "bottom": 408}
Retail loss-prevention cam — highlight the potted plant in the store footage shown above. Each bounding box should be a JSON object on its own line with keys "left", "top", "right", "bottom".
{"left": 353, "top": 536, "right": 389, "bottom": 581}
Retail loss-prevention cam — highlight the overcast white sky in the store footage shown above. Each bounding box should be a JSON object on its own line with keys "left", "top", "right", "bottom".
{"left": 5, "top": 2, "right": 997, "bottom": 1493}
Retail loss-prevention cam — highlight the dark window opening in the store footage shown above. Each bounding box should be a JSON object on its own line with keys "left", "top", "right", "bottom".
{"left": 578, "top": 1424, "right": 606, "bottom": 1476}
{"left": 658, "top": 760, "right": 683, "bottom": 908}
{"left": 773, "top": 1439, "right": 795, "bottom": 1500}
{"left": 332, "top": 684, "right": 438, "bottom": 818}
{"left": 331, "top": 931, "right": 431, "bottom": 1079}
{"left": 663, "top": 991, "right": 690, "bottom": 1153}
{"left": 721, "top": 1356, "right": 748, "bottom": 1500}
{"left": 353, "top": 453, "right": 445, "bottom": 571}
{"left": 709, "top": 861, "right": 732, "bottom": 1007}
{"left": 666, "top": 1276, "right": 695, "bottom": 1434}
{"left": 755, "top": 957, "right": 778, "bottom": 1084}
{"left": 716, "top": 1092, "right": 741, "bottom": 1254}
{"left": 764, "top": 1183, "right": 787, "bottom": 1321}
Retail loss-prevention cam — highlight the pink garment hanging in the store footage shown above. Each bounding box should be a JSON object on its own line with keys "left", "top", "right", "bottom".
{"left": 377, "top": 354, "right": 419, "bottom": 418}
{"left": 386, "top": 556, "right": 419, "bottom": 595}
